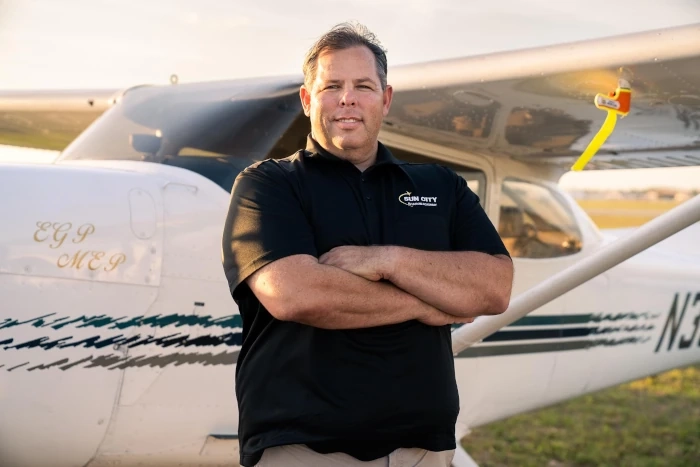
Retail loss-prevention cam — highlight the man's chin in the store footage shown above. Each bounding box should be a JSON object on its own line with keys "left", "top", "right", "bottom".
{"left": 331, "top": 136, "right": 364, "bottom": 151}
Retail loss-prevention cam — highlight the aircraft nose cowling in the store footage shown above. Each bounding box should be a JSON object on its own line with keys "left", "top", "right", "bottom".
{"left": 0, "top": 162, "right": 163, "bottom": 467}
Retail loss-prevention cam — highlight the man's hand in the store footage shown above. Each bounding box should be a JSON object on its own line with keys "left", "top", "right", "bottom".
{"left": 319, "top": 245, "right": 395, "bottom": 282}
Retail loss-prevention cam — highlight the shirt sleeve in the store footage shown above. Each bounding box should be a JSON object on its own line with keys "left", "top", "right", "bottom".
{"left": 450, "top": 169, "right": 511, "bottom": 258}
{"left": 221, "top": 161, "right": 317, "bottom": 299}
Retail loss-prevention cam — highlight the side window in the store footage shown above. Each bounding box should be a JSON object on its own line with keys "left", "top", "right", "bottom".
{"left": 498, "top": 179, "right": 582, "bottom": 258}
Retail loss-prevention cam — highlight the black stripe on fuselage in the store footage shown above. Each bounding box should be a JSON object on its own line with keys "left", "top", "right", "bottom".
{"left": 510, "top": 315, "right": 593, "bottom": 326}
{"left": 484, "top": 327, "right": 593, "bottom": 342}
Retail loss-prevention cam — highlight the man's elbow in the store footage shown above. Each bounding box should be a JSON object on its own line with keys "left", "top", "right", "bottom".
{"left": 484, "top": 263, "right": 514, "bottom": 315}
{"left": 265, "top": 300, "right": 295, "bottom": 322}
{"left": 490, "top": 289, "right": 511, "bottom": 315}
{"left": 264, "top": 295, "right": 320, "bottom": 324}
{"left": 477, "top": 290, "right": 510, "bottom": 316}
{"left": 265, "top": 298, "right": 306, "bottom": 323}
{"left": 453, "top": 287, "right": 510, "bottom": 317}
{"left": 499, "top": 272, "right": 515, "bottom": 312}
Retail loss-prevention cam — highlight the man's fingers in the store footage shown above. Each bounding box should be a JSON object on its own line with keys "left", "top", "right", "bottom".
{"left": 318, "top": 252, "right": 336, "bottom": 264}
{"left": 319, "top": 248, "right": 344, "bottom": 264}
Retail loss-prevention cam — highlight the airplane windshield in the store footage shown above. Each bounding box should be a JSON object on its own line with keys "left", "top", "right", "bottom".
{"left": 58, "top": 79, "right": 307, "bottom": 192}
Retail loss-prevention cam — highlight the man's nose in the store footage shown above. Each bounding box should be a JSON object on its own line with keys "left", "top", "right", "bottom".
{"left": 340, "top": 89, "right": 357, "bottom": 106}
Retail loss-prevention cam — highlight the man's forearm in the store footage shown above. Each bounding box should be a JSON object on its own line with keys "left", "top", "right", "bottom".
{"left": 384, "top": 246, "right": 513, "bottom": 318}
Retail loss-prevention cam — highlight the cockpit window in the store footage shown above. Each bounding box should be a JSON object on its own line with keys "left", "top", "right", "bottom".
{"left": 58, "top": 79, "right": 307, "bottom": 192}
{"left": 498, "top": 178, "right": 582, "bottom": 258}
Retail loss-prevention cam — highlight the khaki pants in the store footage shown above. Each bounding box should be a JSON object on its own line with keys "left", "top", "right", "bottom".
{"left": 255, "top": 444, "right": 455, "bottom": 466}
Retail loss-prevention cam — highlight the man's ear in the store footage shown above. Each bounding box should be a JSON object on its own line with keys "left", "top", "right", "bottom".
{"left": 300, "top": 85, "right": 311, "bottom": 117}
{"left": 382, "top": 84, "right": 394, "bottom": 117}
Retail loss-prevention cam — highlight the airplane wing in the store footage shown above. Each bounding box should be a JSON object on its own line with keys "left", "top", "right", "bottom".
{"left": 0, "top": 88, "right": 120, "bottom": 151}
{"left": 1, "top": 23, "right": 698, "bottom": 171}
{"left": 385, "top": 22, "right": 700, "bottom": 171}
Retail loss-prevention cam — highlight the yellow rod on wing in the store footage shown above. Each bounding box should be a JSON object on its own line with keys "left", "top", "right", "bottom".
{"left": 571, "top": 79, "right": 631, "bottom": 172}
{"left": 571, "top": 111, "right": 617, "bottom": 171}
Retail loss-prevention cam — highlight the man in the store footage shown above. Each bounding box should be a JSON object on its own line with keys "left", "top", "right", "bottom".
{"left": 222, "top": 22, "right": 513, "bottom": 467}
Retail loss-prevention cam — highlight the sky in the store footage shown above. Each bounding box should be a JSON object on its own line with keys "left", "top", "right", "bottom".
{"left": 1, "top": 0, "right": 700, "bottom": 190}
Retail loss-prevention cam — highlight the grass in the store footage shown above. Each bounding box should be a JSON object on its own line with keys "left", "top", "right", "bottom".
{"left": 462, "top": 199, "right": 700, "bottom": 466}
{"left": 462, "top": 365, "right": 700, "bottom": 467}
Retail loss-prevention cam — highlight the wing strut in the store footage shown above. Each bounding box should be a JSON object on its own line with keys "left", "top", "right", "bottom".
{"left": 452, "top": 194, "right": 700, "bottom": 355}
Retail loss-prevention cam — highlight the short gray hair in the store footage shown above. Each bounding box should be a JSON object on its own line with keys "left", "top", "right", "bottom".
{"left": 302, "top": 22, "right": 388, "bottom": 90}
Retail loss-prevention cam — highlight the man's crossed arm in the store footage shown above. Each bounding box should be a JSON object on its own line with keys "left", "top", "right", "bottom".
{"left": 245, "top": 246, "right": 512, "bottom": 330}
{"left": 245, "top": 254, "right": 474, "bottom": 329}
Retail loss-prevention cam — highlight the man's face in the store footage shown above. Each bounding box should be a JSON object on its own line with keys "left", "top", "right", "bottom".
{"left": 300, "top": 46, "right": 393, "bottom": 164}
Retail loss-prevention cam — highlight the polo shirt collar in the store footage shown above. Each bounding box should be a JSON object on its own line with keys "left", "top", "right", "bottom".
{"left": 305, "top": 134, "right": 405, "bottom": 167}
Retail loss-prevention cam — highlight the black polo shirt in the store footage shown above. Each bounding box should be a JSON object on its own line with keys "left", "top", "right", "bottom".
{"left": 222, "top": 135, "right": 509, "bottom": 466}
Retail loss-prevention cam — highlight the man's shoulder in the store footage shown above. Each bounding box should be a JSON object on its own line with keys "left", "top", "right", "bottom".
{"left": 239, "top": 150, "right": 307, "bottom": 178}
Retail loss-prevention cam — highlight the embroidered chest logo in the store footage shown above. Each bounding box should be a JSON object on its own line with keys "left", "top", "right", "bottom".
{"left": 398, "top": 191, "right": 438, "bottom": 207}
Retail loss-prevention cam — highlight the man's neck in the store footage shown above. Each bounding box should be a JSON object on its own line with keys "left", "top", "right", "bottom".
{"left": 352, "top": 154, "right": 376, "bottom": 172}
{"left": 313, "top": 135, "right": 378, "bottom": 172}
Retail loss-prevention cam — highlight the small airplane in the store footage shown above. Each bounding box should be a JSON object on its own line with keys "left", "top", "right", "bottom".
{"left": 1, "top": 22, "right": 700, "bottom": 467}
